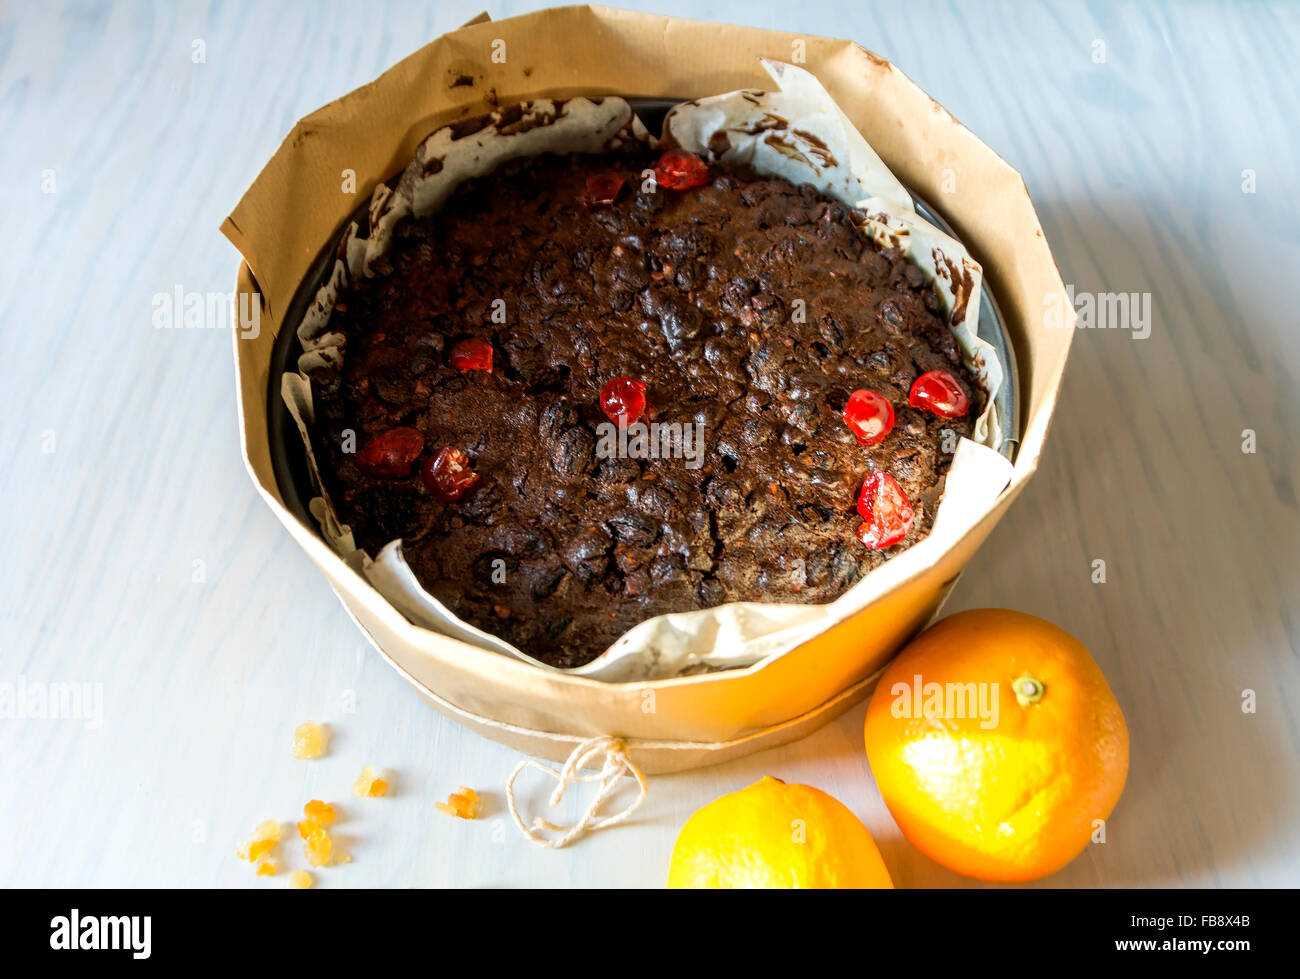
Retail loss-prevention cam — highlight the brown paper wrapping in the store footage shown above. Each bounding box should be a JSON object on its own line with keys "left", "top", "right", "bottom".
{"left": 223, "top": 6, "right": 1074, "bottom": 774}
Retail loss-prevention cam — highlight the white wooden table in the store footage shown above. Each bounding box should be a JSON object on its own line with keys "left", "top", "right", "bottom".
{"left": 2, "top": 0, "right": 1297, "bottom": 888}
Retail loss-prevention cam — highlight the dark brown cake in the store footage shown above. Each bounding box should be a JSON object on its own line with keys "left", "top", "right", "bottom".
{"left": 309, "top": 150, "right": 978, "bottom": 667}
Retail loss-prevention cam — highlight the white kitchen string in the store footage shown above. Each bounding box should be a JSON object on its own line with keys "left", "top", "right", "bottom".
{"left": 506, "top": 736, "right": 648, "bottom": 848}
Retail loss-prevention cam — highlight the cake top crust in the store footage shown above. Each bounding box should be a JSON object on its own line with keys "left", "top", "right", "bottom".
{"left": 309, "top": 151, "right": 977, "bottom": 667}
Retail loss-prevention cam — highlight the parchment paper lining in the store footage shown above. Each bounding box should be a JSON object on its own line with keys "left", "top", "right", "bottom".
{"left": 281, "top": 61, "right": 1013, "bottom": 682}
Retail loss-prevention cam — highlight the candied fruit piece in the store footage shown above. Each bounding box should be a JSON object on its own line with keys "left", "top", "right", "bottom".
{"left": 599, "top": 377, "right": 647, "bottom": 426}
{"left": 289, "top": 870, "right": 314, "bottom": 889}
{"left": 581, "top": 173, "right": 625, "bottom": 208}
{"left": 297, "top": 818, "right": 319, "bottom": 840}
{"left": 351, "top": 765, "right": 373, "bottom": 796}
{"left": 247, "top": 838, "right": 276, "bottom": 862}
{"left": 843, "top": 389, "right": 895, "bottom": 447}
{"left": 256, "top": 861, "right": 278, "bottom": 877}
{"left": 352, "top": 765, "right": 389, "bottom": 798}
{"left": 355, "top": 427, "right": 426, "bottom": 477}
{"left": 908, "top": 370, "right": 969, "bottom": 418}
{"left": 304, "top": 828, "right": 333, "bottom": 868}
{"left": 421, "top": 447, "right": 479, "bottom": 502}
{"left": 251, "top": 820, "right": 281, "bottom": 842}
{"left": 654, "top": 149, "right": 709, "bottom": 190}
{"left": 449, "top": 338, "right": 494, "bottom": 372}
{"left": 435, "top": 786, "right": 482, "bottom": 820}
{"left": 237, "top": 820, "right": 282, "bottom": 861}
{"left": 292, "top": 722, "right": 327, "bottom": 760}
{"left": 303, "top": 800, "right": 336, "bottom": 824}
{"left": 856, "top": 471, "right": 914, "bottom": 549}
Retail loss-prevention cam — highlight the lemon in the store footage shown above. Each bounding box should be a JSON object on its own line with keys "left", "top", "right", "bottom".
{"left": 667, "top": 776, "right": 893, "bottom": 888}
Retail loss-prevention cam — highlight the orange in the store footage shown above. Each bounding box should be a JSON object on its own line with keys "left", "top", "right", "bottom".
{"left": 667, "top": 776, "right": 893, "bottom": 888}
{"left": 863, "top": 609, "right": 1128, "bottom": 882}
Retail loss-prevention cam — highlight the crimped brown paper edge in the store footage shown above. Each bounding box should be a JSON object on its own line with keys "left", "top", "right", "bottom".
{"left": 225, "top": 5, "right": 1074, "bottom": 752}
{"left": 345, "top": 597, "right": 888, "bottom": 774}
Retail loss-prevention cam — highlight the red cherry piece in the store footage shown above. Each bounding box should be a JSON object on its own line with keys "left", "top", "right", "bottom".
{"left": 355, "top": 427, "right": 425, "bottom": 478}
{"left": 856, "top": 471, "right": 914, "bottom": 549}
{"left": 843, "top": 389, "right": 895, "bottom": 447}
{"left": 600, "top": 376, "right": 648, "bottom": 426}
{"left": 449, "top": 338, "right": 493, "bottom": 373}
{"left": 654, "top": 149, "right": 709, "bottom": 191}
{"left": 908, "top": 370, "right": 969, "bottom": 418}
{"left": 581, "top": 173, "right": 625, "bottom": 207}
{"left": 421, "top": 447, "right": 480, "bottom": 502}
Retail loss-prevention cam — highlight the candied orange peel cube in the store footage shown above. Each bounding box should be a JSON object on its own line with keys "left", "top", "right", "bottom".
{"left": 303, "top": 800, "right": 336, "bottom": 824}
{"left": 256, "top": 861, "right": 278, "bottom": 877}
{"left": 236, "top": 820, "right": 282, "bottom": 862}
{"left": 298, "top": 800, "right": 338, "bottom": 840}
{"left": 435, "top": 786, "right": 482, "bottom": 819}
{"left": 289, "top": 870, "right": 314, "bottom": 889}
{"left": 251, "top": 819, "right": 282, "bottom": 842}
{"left": 292, "top": 722, "right": 327, "bottom": 759}
{"left": 351, "top": 765, "right": 388, "bottom": 797}
{"left": 303, "top": 827, "right": 333, "bottom": 868}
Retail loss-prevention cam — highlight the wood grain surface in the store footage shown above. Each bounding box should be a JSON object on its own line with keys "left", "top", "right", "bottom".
{"left": 1, "top": 0, "right": 1297, "bottom": 888}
